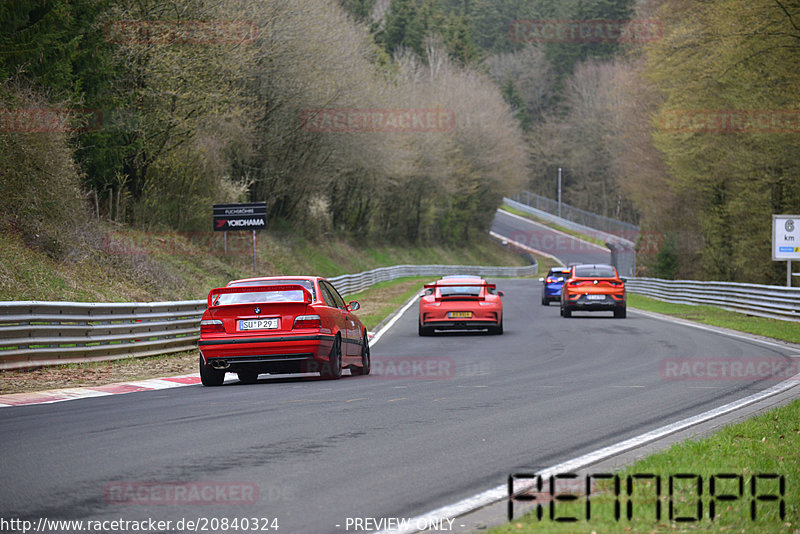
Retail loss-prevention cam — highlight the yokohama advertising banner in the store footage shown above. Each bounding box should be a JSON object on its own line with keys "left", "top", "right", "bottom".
{"left": 213, "top": 202, "right": 267, "bottom": 232}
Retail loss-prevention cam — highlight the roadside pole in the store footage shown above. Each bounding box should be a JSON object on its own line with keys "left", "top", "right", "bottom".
{"left": 557, "top": 167, "right": 562, "bottom": 219}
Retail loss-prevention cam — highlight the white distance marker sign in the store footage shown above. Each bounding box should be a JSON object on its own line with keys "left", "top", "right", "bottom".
{"left": 772, "top": 215, "right": 800, "bottom": 260}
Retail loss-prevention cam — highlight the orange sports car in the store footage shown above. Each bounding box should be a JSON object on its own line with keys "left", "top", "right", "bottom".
{"left": 418, "top": 276, "right": 504, "bottom": 335}
{"left": 560, "top": 264, "right": 626, "bottom": 318}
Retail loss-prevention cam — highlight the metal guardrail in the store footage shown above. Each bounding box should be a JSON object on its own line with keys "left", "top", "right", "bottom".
{"left": 0, "top": 262, "right": 537, "bottom": 370}
{"left": 0, "top": 301, "right": 205, "bottom": 370}
{"left": 503, "top": 198, "right": 636, "bottom": 247}
{"left": 626, "top": 278, "right": 800, "bottom": 322}
{"left": 512, "top": 191, "right": 639, "bottom": 240}
{"left": 329, "top": 263, "right": 538, "bottom": 296}
{"left": 503, "top": 198, "right": 637, "bottom": 277}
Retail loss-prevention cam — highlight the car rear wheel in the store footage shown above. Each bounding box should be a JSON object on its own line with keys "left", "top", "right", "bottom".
{"left": 350, "top": 331, "right": 371, "bottom": 376}
{"left": 320, "top": 336, "right": 342, "bottom": 379}
{"left": 418, "top": 320, "right": 433, "bottom": 336}
{"left": 541, "top": 294, "right": 549, "bottom": 306}
{"left": 490, "top": 317, "right": 504, "bottom": 335}
{"left": 614, "top": 306, "right": 627, "bottom": 319}
{"left": 561, "top": 303, "right": 572, "bottom": 318}
{"left": 237, "top": 370, "right": 259, "bottom": 384}
{"left": 199, "top": 355, "right": 225, "bottom": 387}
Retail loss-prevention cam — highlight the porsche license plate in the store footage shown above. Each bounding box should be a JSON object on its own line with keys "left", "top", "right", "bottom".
{"left": 448, "top": 311, "right": 473, "bottom": 318}
{"left": 586, "top": 294, "right": 606, "bottom": 301}
{"left": 239, "top": 318, "right": 279, "bottom": 331}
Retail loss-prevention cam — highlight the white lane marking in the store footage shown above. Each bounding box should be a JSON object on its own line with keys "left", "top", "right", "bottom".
{"left": 489, "top": 231, "right": 564, "bottom": 266}
{"left": 369, "top": 292, "right": 420, "bottom": 348}
{"left": 376, "top": 371, "right": 800, "bottom": 534}
{"left": 495, "top": 210, "right": 608, "bottom": 251}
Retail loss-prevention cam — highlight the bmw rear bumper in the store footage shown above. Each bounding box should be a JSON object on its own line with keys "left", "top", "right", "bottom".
{"left": 199, "top": 334, "right": 335, "bottom": 372}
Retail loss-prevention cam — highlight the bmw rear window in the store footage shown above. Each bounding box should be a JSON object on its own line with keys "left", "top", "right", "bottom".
{"left": 218, "top": 279, "right": 316, "bottom": 305}
{"left": 574, "top": 266, "right": 617, "bottom": 278}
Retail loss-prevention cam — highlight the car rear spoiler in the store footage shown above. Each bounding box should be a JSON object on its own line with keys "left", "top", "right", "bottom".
{"left": 423, "top": 282, "right": 497, "bottom": 291}
{"left": 423, "top": 282, "right": 496, "bottom": 301}
{"left": 207, "top": 284, "right": 313, "bottom": 307}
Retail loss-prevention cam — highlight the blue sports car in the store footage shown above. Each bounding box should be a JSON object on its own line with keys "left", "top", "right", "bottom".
{"left": 539, "top": 267, "right": 572, "bottom": 305}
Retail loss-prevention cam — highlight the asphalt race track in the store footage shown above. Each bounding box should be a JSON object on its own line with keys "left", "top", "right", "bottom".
{"left": 1, "top": 211, "right": 796, "bottom": 533}
{"left": 491, "top": 210, "right": 611, "bottom": 266}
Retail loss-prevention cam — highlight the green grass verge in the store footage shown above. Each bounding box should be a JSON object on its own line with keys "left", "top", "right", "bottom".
{"left": 628, "top": 293, "right": 800, "bottom": 345}
{"left": 500, "top": 204, "right": 607, "bottom": 247}
{"left": 495, "top": 399, "right": 800, "bottom": 533}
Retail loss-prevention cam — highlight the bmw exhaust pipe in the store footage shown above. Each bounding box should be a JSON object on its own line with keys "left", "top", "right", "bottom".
{"left": 210, "top": 359, "right": 230, "bottom": 370}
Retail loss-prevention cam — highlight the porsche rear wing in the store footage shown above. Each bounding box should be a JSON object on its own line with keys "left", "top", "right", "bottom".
{"left": 207, "top": 284, "right": 313, "bottom": 308}
{"left": 423, "top": 281, "right": 496, "bottom": 301}
{"left": 423, "top": 282, "right": 496, "bottom": 291}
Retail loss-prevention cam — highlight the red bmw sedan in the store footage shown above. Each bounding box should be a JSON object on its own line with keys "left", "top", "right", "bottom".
{"left": 198, "top": 276, "right": 370, "bottom": 385}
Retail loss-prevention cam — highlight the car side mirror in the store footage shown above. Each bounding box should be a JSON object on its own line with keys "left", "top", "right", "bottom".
{"left": 497, "top": 291, "right": 505, "bottom": 297}
{"left": 348, "top": 301, "right": 360, "bottom": 311}
{"left": 620, "top": 277, "right": 627, "bottom": 283}
{"left": 538, "top": 277, "right": 544, "bottom": 282}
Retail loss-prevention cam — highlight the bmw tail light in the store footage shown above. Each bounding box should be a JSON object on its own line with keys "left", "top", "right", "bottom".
{"left": 293, "top": 315, "right": 321, "bottom": 329}
{"left": 200, "top": 319, "right": 225, "bottom": 334}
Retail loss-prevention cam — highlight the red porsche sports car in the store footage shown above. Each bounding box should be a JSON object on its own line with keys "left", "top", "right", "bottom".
{"left": 418, "top": 276, "right": 504, "bottom": 335}
{"left": 198, "top": 276, "right": 370, "bottom": 385}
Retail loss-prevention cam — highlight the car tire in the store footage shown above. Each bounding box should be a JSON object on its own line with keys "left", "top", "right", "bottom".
{"left": 418, "top": 320, "right": 433, "bottom": 336}
{"left": 541, "top": 294, "right": 549, "bottom": 306}
{"left": 237, "top": 370, "right": 259, "bottom": 384}
{"left": 199, "top": 355, "right": 225, "bottom": 387}
{"left": 320, "top": 336, "right": 342, "bottom": 379}
{"left": 562, "top": 304, "right": 572, "bottom": 318}
{"left": 351, "top": 331, "right": 371, "bottom": 376}
{"left": 490, "top": 317, "right": 504, "bottom": 335}
{"left": 614, "top": 306, "right": 627, "bottom": 319}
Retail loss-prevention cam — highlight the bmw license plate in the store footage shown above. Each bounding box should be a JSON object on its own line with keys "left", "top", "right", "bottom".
{"left": 448, "top": 311, "right": 472, "bottom": 318}
{"left": 586, "top": 294, "right": 606, "bottom": 301}
{"left": 239, "top": 318, "right": 279, "bottom": 331}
